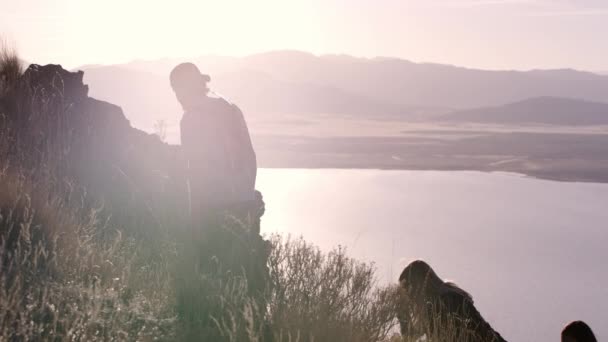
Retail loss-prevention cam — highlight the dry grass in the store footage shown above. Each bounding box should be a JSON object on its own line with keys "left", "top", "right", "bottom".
{"left": 0, "top": 39, "right": 23, "bottom": 96}
{"left": 0, "top": 169, "right": 177, "bottom": 340}
{"left": 263, "top": 236, "right": 400, "bottom": 342}
{"left": 0, "top": 172, "right": 400, "bottom": 341}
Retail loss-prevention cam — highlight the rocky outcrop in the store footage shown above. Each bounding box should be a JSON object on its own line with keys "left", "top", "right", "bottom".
{"left": 1, "top": 65, "right": 184, "bottom": 235}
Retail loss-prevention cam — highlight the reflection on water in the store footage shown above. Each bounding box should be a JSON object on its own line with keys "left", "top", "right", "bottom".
{"left": 257, "top": 169, "right": 608, "bottom": 342}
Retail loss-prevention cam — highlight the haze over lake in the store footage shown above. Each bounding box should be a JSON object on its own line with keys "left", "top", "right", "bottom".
{"left": 258, "top": 169, "right": 608, "bottom": 342}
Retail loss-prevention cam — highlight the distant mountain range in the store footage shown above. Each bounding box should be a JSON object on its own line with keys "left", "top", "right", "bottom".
{"left": 78, "top": 50, "right": 608, "bottom": 129}
{"left": 80, "top": 58, "right": 416, "bottom": 130}
{"left": 442, "top": 97, "right": 608, "bottom": 125}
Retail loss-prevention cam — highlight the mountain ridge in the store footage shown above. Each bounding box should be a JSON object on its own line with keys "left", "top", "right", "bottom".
{"left": 441, "top": 97, "right": 608, "bottom": 125}
{"left": 78, "top": 50, "right": 608, "bottom": 131}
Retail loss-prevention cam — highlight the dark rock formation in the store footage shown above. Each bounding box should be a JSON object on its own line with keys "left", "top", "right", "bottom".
{"left": 1, "top": 65, "right": 186, "bottom": 235}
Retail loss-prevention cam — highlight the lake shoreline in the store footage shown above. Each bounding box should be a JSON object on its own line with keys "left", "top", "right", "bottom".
{"left": 258, "top": 164, "right": 608, "bottom": 184}
{"left": 254, "top": 132, "right": 608, "bottom": 184}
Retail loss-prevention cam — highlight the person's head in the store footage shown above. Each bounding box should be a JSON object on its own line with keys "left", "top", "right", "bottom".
{"left": 399, "top": 260, "right": 472, "bottom": 302}
{"left": 170, "top": 63, "right": 210, "bottom": 109}
{"left": 399, "top": 260, "right": 444, "bottom": 296}
{"left": 562, "top": 321, "right": 597, "bottom": 342}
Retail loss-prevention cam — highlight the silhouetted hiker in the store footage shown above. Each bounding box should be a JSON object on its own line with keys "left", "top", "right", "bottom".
{"left": 170, "top": 63, "right": 263, "bottom": 232}
{"left": 562, "top": 321, "right": 597, "bottom": 342}
{"left": 397, "top": 260, "right": 507, "bottom": 342}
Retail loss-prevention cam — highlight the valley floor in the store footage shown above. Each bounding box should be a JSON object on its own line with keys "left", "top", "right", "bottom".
{"left": 250, "top": 118, "right": 608, "bottom": 183}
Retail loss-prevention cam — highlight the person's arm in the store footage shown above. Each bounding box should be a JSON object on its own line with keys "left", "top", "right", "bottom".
{"left": 231, "top": 105, "right": 257, "bottom": 192}
{"left": 180, "top": 112, "right": 193, "bottom": 167}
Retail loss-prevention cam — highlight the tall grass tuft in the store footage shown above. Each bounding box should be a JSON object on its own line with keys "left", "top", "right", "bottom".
{"left": 0, "top": 39, "right": 22, "bottom": 97}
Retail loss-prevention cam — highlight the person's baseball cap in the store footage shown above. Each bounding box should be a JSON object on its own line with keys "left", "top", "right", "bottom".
{"left": 170, "top": 62, "right": 210, "bottom": 90}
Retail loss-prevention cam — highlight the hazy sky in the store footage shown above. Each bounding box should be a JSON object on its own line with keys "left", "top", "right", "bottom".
{"left": 2, "top": 0, "right": 608, "bottom": 71}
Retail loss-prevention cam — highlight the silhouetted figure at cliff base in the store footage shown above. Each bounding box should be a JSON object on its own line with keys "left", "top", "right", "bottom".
{"left": 170, "top": 63, "right": 263, "bottom": 232}
{"left": 398, "top": 260, "right": 507, "bottom": 342}
{"left": 562, "top": 321, "right": 597, "bottom": 342}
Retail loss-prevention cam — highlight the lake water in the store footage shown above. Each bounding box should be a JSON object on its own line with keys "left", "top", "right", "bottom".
{"left": 257, "top": 169, "right": 608, "bottom": 342}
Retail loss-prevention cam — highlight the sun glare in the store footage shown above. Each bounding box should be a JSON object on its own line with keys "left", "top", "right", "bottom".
{"left": 55, "top": 0, "right": 325, "bottom": 66}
